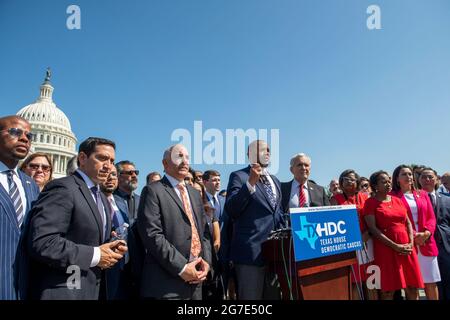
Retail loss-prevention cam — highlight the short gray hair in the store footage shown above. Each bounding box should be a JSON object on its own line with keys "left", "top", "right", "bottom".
{"left": 289, "top": 153, "right": 311, "bottom": 167}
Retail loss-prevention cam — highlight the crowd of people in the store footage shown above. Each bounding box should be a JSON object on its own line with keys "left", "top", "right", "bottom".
{"left": 1, "top": 114, "right": 450, "bottom": 300}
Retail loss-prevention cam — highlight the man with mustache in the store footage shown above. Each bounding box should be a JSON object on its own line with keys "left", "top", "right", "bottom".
{"left": 137, "top": 144, "right": 211, "bottom": 299}
{"left": 25, "top": 137, "right": 127, "bottom": 300}
{"left": 0, "top": 115, "right": 40, "bottom": 300}
{"left": 225, "top": 140, "right": 286, "bottom": 299}
{"left": 114, "top": 160, "right": 140, "bottom": 225}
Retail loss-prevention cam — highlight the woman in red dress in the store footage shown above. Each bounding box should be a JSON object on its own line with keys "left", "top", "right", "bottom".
{"left": 363, "top": 171, "right": 423, "bottom": 300}
{"left": 331, "top": 169, "right": 377, "bottom": 300}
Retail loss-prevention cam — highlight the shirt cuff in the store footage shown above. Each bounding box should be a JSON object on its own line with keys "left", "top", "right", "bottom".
{"left": 178, "top": 264, "right": 187, "bottom": 276}
{"left": 246, "top": 180, "right": 256, "bottom": 194}
{"left": 90, "top": 247, "right": 101, "bottom": 267}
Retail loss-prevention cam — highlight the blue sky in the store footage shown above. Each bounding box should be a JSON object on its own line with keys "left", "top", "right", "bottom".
{"left": 1, "top": 0, "right": 450, "bottom": 192}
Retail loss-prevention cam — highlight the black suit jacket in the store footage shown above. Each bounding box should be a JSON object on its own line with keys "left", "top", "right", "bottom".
{"left": 281, "top": 180, "right": 330, "bottom": 213}
{"left": 434, "top": 193, "right": 450, "bottom": 254}
{"left": 26, "top": 171, "right": 111, "bottom": 300}
{"left": 137, "top": 176, "right": 212, "bottom": 299}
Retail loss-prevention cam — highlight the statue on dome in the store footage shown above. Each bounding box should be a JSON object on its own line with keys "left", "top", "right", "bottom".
{"left": 45, "top": 67, "right": 51, "bottom": 82}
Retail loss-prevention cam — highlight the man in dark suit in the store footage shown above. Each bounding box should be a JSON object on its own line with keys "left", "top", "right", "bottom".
{"left": 137, "top": 144, "right": 211, "bottom": 300}
{"left": 0, "top": 115, "right": 40, "bottom": 300}
{"left": 225, "top": 140, "right": 285, "bottom": 300}
{"left": 26, "top": 137, "right": 127, "bottom": 300}
{"left": 100, "top": 166, "right": 133, "bottom": 299}
{"left": 281, "top": 153, "right": 330, "bottom": 215}
{"left": 114, "top": 160, "right": 140, "bottom": 225}
{"left": 420, "top": 167, "right": 450, "bottom": 300}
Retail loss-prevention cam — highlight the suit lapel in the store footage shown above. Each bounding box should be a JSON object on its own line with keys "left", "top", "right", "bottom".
{"left": 162, "top": 176, "right": 186, "bottom": 214}
{"left": 114, "top": 195, "right": 130, "bottom": 224}
{"left": 100, "top": 192, "right": 111, "bottom": 241}
{"left": 436, "top": 193, "right": 442, "bottom": 221}
{"left": 74, "top": 173, "right": 104, "bottom": 242}
{"left": 0, "top": 183, "right": 20, "bottom": 232}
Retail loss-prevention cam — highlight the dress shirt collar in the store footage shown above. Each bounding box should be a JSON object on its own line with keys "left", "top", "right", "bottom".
{"left": 76, "top": 169, "right": 97, "bottom": 190}
{"left": 165, "top": 174, "right": 184, "bottom": 188}
{"left": 293, "top": 179, "right": 308, "bottom": 190}
{"left": 0, "top": 160, "right": 19, "bottom": 176}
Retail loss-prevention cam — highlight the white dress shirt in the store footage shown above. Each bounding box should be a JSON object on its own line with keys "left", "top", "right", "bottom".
{"left": 76, "top": 169, "right": 107, "bottom": 268}
{"left": 0, "top": 161, "right": 27, "bottom": 217}
{"left": 288, "top": 179, "right": 310, "bottom": 209}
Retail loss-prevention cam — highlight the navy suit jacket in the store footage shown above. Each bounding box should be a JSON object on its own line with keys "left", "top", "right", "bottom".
{"left": 434, "top": 193, "right": 450, "bottom": 254}
{"left": 225, "top": 166, "right": 285, "bottom": 266}
{"left": 0, "top": 170, "right": 39, "bottom": 300}
{"left": 26, "top": 172, "right": 112, "bottom": 300}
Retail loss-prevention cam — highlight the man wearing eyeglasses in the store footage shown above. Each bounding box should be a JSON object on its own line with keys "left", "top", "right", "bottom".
{"left": 0, "top": 115, "right": 40, "bottom": 300}
{"left": 114, "top": 160, "right": 143, "bottom": 298}
{"left": 114, "top": 160, "right": 140, "bottom": 226}
{"left": 281, "top": 153, "right": 330, "bottom": 213}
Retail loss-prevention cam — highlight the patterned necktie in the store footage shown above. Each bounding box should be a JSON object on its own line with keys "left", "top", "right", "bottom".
{"left": 298, "top": 184, "right": 306, "bottom": 208}
{"left": 260, "top": 175, "right": 277, "bottom": 210}
{"left": 7, "top": 170, "right": 24, "bottom": 227}
{"left": 91, "top": 186, "right": 106, "bottom": 239}
{"left": 177, "top": 183, "right": 201, "bottom": 258}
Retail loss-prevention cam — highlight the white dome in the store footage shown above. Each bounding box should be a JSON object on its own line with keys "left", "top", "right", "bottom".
{"left": 17, "top": 99, "right": 72, "bottom": 132}
{"left": 16, "top": 69, "right": 78, "bottom": 179}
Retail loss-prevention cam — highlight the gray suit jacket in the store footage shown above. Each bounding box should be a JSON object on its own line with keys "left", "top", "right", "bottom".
{"left": 137, "top": 176, "right": 212, "bottom": 299}
{"left": 26, "top": 171, "right": 112, "bottom": 300}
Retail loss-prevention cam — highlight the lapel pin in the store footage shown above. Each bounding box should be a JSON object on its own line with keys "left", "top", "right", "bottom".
{"left": 26, "top": 181, "right": 31, "bottom": 184}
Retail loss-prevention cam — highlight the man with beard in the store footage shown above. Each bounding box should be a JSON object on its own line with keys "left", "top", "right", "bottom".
{"left": 113, "top": 160, "right": 143, "bottom": 298}
{"left": 0, "top": 115, "right": 40, "bottom": 300}
{"left": 225, "top": 140, "right": 285, "bottom": 299}
{"left": 115, "top": 160, "right": 140, "bottom": 225}
{"left": 26, "top": 137, "right": 127, "bottom": 299}
{"left": 137, "top": 144, "right": 211, "bottom": 299}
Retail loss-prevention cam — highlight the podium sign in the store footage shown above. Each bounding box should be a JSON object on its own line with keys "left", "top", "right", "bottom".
{"left": 290, "top": 205, "right": 362, "bottom": 262}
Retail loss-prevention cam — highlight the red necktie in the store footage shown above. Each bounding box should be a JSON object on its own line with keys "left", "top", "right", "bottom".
{"left": 299, "top": 185, "right": 306, "bottom": 208}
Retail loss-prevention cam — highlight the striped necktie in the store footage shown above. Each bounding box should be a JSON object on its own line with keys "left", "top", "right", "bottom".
{"left": 7, "top": 170, "right": 24, "bottom": 227}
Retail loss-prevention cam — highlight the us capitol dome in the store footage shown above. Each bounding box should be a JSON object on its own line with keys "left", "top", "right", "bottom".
{"left": 16, "top": 69, "right": 77, "bottom": 178}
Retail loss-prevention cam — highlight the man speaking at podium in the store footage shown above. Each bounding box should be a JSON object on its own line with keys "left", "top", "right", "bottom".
{"left": 225, "top": 140, "right": 285, "bottom": 300}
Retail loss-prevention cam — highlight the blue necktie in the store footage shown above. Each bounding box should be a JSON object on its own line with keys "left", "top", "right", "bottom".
{"left": 260, "top": 175, "right": 277, "bottom": 210}
{"left": 7, "top": 170, "right": 24, "bottom": 227}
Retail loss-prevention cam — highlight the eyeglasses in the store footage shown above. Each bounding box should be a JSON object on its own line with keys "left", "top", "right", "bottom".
{"left": 343, "top": 177, "right": 357, "bottom": 183}
{"left": 360, "top": 183, "right": 369, "bottom": 189}
{"left": 2, "top": 128, "right": 36, "bottom": 141}
{"left": 120, "top": 170, "right": 139, "bottom": 176}
{"left": 28, "top": 163, "right": 51, "bottom": 173}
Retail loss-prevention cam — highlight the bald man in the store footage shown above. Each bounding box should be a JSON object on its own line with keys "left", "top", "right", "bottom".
{"left": 137, "top": 144, "right": 211, "bottom": 299}
{"left": 0, "top": 116, "right": 40, "bottom": 300}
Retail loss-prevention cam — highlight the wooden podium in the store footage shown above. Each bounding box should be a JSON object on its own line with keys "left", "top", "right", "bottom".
{"left": 262, "top": 233, "right": 357, "bottom": 300}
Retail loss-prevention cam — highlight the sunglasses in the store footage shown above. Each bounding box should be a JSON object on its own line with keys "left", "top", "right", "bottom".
{"left": 2, "top": 128, "right": 36, "bottom": 141}
{"left": 28, "top": 163, "right": 51, "bottom": 173}
{"left": 360, "top": 183, "right": 369, "bottom": 189}
{"left": 120, "top": 170, "right": 139, "bottom": 176}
